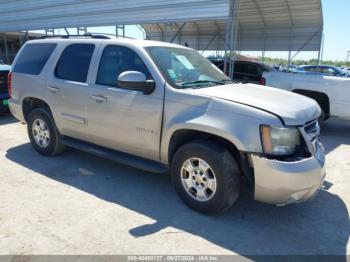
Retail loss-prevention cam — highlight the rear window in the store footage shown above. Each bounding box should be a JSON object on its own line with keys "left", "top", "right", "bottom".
{"left": 55, "top": 44, "right": 95, "bottom": 83}
{"left": 234, "top": 63, "right": 258, "bottom": 75}
{"left": 13, "top": 43, "right": 57, "bottom": 75}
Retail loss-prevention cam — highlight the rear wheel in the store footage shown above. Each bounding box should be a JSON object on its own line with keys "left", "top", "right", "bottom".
{"left": 27, "top": 108, "right": 65, "bottom": 156}
{"left": 171, "top": 141, "right": 241, "bottom": 214}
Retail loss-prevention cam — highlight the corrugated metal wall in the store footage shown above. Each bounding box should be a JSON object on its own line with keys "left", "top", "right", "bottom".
{"left": 144, "top": 0, "right": 323, "bottom": 52}
{"left": 0, "top": 0, "right": 322, "bottom": 52}
{"left": 144, "top": 21, "right": 322, "bottom": 51}
{"left": 0, "top": 0, "right": 230, "bottom": 32}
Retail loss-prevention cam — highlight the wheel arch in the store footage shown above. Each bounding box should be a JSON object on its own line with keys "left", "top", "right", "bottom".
{"left": 167, "top": 129, "right": 241, "bottom": 166}
{"left": 22, "top": 97, "right": 53, "bottom": 122}
{"left": 292, "top": 89, "right": 330, "bottom": 118}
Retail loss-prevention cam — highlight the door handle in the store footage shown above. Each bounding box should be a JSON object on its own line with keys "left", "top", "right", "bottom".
{"left": 91, "top": 95, "right": 107, "bottom": 103}
{"left": 47, "top": 86, "right": 60, "bottom": 93}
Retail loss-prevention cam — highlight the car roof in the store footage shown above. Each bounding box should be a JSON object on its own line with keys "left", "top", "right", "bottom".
{"left": 26, "top": 37, "right": 191, "bottom": 50}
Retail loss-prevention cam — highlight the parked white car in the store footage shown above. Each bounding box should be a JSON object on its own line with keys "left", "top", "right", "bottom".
{"left": 262, "top": 71, "right": 350, "bottom": 120}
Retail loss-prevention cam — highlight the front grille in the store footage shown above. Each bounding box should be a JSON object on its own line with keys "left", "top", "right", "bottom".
{"left": 0, "top": 70, "right": 9, "bottom": 93}
{"left": 304, "top": 120, "right": 320, "bottom": 141}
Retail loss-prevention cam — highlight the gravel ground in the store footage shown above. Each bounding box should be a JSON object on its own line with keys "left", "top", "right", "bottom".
{"left": 0, "top": 114, "right": 349, "bottom": 257}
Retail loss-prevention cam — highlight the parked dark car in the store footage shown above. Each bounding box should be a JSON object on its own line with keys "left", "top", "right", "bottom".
{"left": 0, "top": 65, "right": 11, "bottom": 113}
{"left": 209, "top": 59, "right": 273, "bottom": 85}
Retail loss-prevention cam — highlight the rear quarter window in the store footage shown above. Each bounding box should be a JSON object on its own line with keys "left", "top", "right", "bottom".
{"left": 13, "top": 43, "right": 57, "bottom": 75}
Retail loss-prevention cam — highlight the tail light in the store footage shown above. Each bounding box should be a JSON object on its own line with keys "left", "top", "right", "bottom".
{"left": 7, "top": 72, "right": 12, "bottom": 98}
{"left": 259, "top": 77, "right": 266, "bottom": 86}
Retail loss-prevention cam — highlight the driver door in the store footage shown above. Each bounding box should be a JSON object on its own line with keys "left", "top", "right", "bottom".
{"left": 85, "top": 45, "right": 164, "bottom": 161}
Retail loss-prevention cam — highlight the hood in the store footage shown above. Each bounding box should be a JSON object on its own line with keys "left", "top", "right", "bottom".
{"left": 194, "top": 83, "right": 320, "bottom": 126}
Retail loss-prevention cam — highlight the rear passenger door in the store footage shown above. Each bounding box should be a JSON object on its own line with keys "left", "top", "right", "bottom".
{"left": 47, "top": 43, "right": 96, "bottom": 140}
{"left": 86, "top": 44, "right": 164, "bottom": 161}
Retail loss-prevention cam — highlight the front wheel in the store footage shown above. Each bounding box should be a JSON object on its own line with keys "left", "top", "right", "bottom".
{"left": 171, "top": 141, "right": 241, "bottom": 214}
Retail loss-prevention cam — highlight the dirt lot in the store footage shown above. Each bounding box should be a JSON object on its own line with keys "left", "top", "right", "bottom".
{"left": 0, "top": 114, "right": 349, "bottom": 257}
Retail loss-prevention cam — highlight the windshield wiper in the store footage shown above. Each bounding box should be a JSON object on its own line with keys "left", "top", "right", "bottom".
{"left": 220, "top": 79, "right": 241, "bottom": 84}
{"left": 181, "top": 80, "right": 226, "bottom": 86}
{"left": 220, "top": 79, "right": 234, "bottom": 83}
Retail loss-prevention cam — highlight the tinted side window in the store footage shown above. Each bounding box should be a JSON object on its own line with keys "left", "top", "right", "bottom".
{"left": 257, "top": 65, "right": 270, "bottom": 75}
{"left": 55, "top": 44, "right": 95, "bottom": 83}
{"left": 304, "top": 66, "right": 317, "bottom": 72}
{"left": 13, "top": 43, "right": 57, "bottom": 75}
{"left": 234, "top": 63, "right": 244, "bottom": 73}
{"left": 96, "top": 45, "right": 151, "bottom": 87}
{"left": 321, "top": 67, "right": 336, "bottom": 76}
{"left": 244, "top": 64, "right": 259, "bottom": 75}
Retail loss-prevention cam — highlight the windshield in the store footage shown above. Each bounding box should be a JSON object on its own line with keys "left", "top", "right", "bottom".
{"left": 146, "top": 46, "right": 232, "bottom": 89}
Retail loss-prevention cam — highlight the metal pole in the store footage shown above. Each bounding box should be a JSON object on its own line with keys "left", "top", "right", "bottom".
{"left": 193, "top": 22, "right": 200, "bottom": 50}
{"left": 262, "top": 28, "right": 266, "bottom": 63}
{"left": 262, "top": 51, "right": 265, "bottom": 63}
{"left": 229, "top": 0, "right": 240, "bottom": 79}
{"left": 223, "top": 20, "right": 231, "bottom": 75}
{"left": 288, "top": 50, "right": 292, "bottom": 66}
{"left": 317, "top": 33, "right": 324, "bottom": 65}
{"left": 3, "top": 33, "right": 9, "bottom": 64}
{"left": 321, "top": 33, "right": 325, "bottom": 63}
{"left": 228, "top": 18, "right": 235, "bottom": 79}
{"left": 287, "top": 25, "right": 293, "bottom": 66}
{"left": 19, "top": 32, "right": 23, "bottom": 46}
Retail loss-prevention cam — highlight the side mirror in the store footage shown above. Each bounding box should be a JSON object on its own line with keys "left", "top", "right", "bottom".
{"left": 117, "top": 71, "right": 155, "bottom": 95}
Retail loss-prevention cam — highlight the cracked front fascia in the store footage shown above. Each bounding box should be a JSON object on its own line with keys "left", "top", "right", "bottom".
{"left": 251, "top": 154, "right": 325, "bottom": 204}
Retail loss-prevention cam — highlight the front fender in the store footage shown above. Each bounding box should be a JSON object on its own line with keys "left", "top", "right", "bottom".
{"left": 160, "top": 95, "right": 282, "bottom": 164}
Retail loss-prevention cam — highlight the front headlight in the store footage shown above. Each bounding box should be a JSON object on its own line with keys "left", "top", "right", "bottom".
{"left": 261, "top": 125, "right": 301, "bottom": 155}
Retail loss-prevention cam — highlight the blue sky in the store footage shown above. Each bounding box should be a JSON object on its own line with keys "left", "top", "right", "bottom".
{"left": 51, "top": 0, "right": 350, "bottom": 62}
{"left": 320, "top": 0, "right": 349, "bottom": 61}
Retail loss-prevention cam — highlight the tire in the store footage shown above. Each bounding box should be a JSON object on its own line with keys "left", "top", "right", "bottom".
{"left": 27, "top": 108, "right": 65, "bottom": 156}
{"left": 171, "top": 141, "right": 241, "bottom": 214}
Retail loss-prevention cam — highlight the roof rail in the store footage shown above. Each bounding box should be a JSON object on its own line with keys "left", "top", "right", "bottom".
{"left": 40, "top": 33, "right": 112, "bottom": 39}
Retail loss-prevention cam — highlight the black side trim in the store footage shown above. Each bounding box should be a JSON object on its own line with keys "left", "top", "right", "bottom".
{"left": 62, "top": 137, "right": 169, "bottom": 174}
{"left": 158, "top": 82, "right": 166, "bottom": 161}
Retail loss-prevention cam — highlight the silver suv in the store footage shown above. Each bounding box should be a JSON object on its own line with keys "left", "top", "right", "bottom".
{"left": 9, "top": 35, "right": 326, "bottom": 214}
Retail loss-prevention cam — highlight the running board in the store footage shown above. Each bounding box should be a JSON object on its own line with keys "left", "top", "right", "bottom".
{"left": 62, "top": 137, "right": 169, "bottom": 174}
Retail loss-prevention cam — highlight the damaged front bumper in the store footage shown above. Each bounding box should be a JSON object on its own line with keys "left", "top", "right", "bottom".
{"left": 250, "top": 140, "right": 326, "bottom": 205}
